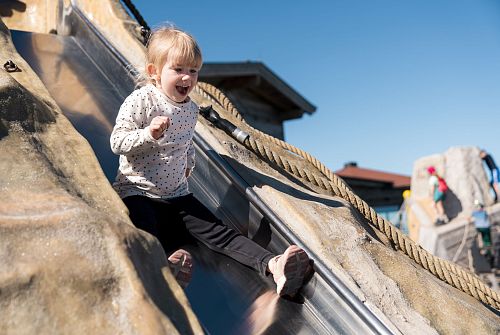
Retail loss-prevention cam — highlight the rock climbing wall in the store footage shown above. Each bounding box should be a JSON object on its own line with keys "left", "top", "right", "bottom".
{"left": 409, "top": 146, "right": 497, "bottom": 267}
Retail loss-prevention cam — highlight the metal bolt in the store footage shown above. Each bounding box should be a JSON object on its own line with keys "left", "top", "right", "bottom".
{"left": 3, "top": 60, "right": 21, "bottom": 72}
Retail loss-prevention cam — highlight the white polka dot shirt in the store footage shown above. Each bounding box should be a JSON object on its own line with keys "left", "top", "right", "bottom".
{"left": 110, "top": 84, "right": 198, "bottom": 199}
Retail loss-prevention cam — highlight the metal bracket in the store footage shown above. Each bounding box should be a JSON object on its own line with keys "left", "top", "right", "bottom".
{"left": 199, "top": 105, "right": 250, "bottom": 144}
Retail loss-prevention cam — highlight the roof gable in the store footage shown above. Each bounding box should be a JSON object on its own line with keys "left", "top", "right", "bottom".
{"left": 335, "top": 164, "right": 411, "bottom": 188}
{"left": 199, "top": 61, "right": 316, "bottom": 120}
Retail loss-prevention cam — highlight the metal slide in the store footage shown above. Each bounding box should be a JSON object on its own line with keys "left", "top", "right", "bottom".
{"left": 11, "top": 5, "right": 394, "bottom": 335}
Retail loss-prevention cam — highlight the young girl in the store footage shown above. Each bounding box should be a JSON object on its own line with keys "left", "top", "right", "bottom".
{"left": 427, "top": 166, "right": 449, "bottom": 225}
{"left": 110, "top": 26, "right": 310, "bottom": 296}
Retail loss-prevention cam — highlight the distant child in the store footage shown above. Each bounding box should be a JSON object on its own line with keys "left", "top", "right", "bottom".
{"left": 427, "top": 166, "right": 449, "bottom": 225}
{"left": 396, "top": 189, "right": 411, "bottom": 235}
{"left": 110, "top": 26, "right": 310, "bottom": 296}
{"left": 470, "top": 200, "right": 493, "bottom": 263}
{"left": 480, "top": 149, "right": 500, "bottom": 203}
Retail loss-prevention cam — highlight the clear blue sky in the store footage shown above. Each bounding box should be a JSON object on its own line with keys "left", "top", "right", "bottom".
{"left": 130, "top": 0, "right": 500, "bottom": 175}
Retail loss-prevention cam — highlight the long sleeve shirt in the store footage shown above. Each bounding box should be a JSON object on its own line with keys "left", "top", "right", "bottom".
{"left": 110, "top": 84, "right": 198, "bottom": 199}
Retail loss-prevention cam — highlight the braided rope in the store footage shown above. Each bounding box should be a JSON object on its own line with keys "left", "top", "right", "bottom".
{"left": 197, "top": 82, "right": 333, "bottom": 179}
{"left": 195, "top": 82, "right": 500, "bottom": 310}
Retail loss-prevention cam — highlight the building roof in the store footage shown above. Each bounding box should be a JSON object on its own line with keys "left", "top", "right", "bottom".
{"left": 199, "top": 61, "right": 316, "bottom": 120}
{"left": 335, "top": 163, "right": 411, "bottom": 188}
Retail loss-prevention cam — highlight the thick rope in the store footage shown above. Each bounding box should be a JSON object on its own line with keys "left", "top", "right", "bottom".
{"left": 195, "top": 82, "right": 500, "bottom": 310}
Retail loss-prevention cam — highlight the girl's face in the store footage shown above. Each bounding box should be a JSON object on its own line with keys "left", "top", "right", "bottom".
{"left": 153, "top": 61, "right": 200, "bottom": 103}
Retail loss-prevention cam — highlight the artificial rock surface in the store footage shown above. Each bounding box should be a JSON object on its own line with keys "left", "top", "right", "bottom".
{"left": 411, "top": 146, "right": 494, "bottom": 215}
{"left": 1, "top": 1, "right": 499, "bottom": 334}
{"left": 0, "top": 18, "right": 202, "bottom": 335}
{"left": 409, "top": 146, "right": 500, "bottom": 262}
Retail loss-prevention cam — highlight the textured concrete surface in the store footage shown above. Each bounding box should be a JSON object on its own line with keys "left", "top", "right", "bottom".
{"left": 0, "top": 16, "right": 202, "bottom": 335}
{"left": 1, "top": 1, "right": 499, "bottom": 334}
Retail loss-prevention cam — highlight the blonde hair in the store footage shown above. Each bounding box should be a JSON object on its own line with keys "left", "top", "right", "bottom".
{"left": 137, "top": 25, "right": 202, "bottom": 86}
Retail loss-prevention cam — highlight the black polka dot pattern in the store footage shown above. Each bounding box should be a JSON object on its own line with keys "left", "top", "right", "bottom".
{"left": 110, "top": 84, "right": 198, "bottom": 199}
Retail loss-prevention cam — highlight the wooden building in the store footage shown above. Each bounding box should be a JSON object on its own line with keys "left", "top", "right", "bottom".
{"left": 199, "top": 61, "right": 316, "bottom": 140}
{"left": 335, "top": 162, "right": 411, "bottom": 210}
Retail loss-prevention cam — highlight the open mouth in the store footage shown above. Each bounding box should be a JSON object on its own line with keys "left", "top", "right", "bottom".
{"left": 176, "top": 85, "right": 189, "bottom": 95}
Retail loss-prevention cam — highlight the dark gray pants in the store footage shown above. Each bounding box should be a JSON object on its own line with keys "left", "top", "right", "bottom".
{"left": 123, "top": 194, "right": 274, "bottom": 275}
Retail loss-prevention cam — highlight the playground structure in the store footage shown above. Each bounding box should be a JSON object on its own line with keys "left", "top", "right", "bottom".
{"left": 404, "top": 146, "right": 500, "bottom": 285}
{"left": 1, "top": 1, "right": 499, "bottom": 334}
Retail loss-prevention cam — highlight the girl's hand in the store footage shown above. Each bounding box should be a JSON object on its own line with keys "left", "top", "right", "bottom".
{"left": 185, "top": 168, "right": 192, "bottom": 178}
{"left": 150, "top": 116, "right": 170, "bottom": 140}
